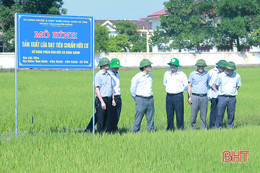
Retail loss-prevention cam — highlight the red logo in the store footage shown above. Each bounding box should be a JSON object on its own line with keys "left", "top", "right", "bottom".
{"left": 222, "top": 150, "right": 250, "bottom": 162}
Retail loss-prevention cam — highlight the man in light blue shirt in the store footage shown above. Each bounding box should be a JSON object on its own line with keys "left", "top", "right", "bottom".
{"left": 188, "top": 59, "right": 210, "bottom": 129}
{"left": 86, "top": 57, "right": 116, "bottom": 133}
{"left": 208, "top": 60, "right": 227, "bottom": 128}
{"left": 215, "top": 61, "right": 241, "bottom": 129}
{"left": 130, "top": 59, "right": 154, "bottom": 133}
{"left": 85, "top": 58, "right": 123, "bottom": 132}
{"left": 163, "top": 58, "right": 188, "bottom": 131}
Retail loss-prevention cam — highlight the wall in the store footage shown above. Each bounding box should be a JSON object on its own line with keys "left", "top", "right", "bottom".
{"left": 1, "top": 52, "right": 260, "bottom": 68}
{"left": 96, "top": 52, "right": 260, "bottom": 67}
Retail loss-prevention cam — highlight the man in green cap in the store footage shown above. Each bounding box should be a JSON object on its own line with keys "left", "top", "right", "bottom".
{"left": 89, "top": 57, "right": 116, "bottom": 133}
{"left": 215, "top": 61, "right": 241, "bottom": 129}
{"left": 163, "top": 58, "right": 188, "bottom": 131}
{"left": 207, "top": 60, "right": 227, "bottom": 128}
{"left": 188, "top": 59, "right": 210, "bottom": 129}
{"left": 130, "top": 59, "right": 154, "bottom": 133}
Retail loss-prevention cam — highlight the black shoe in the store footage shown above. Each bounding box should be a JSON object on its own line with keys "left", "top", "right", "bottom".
{"left": 84, "top": 128, "right": 92, "bottom": 133}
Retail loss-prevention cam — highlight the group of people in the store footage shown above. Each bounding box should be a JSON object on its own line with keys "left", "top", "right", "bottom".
{"left": 84, "top": 57, "right": 241, "bottom": 133}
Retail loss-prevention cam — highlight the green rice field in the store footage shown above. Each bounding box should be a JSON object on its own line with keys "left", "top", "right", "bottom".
{"left": 0, "top": 67, "right": 260, "bottom": 172}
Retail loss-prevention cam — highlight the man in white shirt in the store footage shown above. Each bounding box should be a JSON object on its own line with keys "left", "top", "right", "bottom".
{"left": 163, "top": 58, "right": 188, "bottom": 131}
{"left": 130, "top": 59, "right": 154, "bottom": 133}
{"left": 208, "top": 60, "right": 227, "bottom": 128}
{"left": 215, "top": 61, "right": 241, "bottom": 128}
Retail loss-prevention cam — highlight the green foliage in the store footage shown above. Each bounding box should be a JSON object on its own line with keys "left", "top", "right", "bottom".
{"left": 112, "top": 20, "right": 147, "bottom": 52}
{"left": 108, "top": 34, "right": 130, "bottom": 52}
{"left": 114, "top": 20, "right": 139, "bottom": 42}
{"left": 215, "top": 0, "right": 260, "bottom": 50}
{"left": 0, "top": 0, "right": 67, "bottom": 52}
{"left": 0, "top": 2, "right": 23, "bottom": 51}
{"left": 151, "top": 0, "right": 215, "bottom": 52}
{"left": 95, "top": 24, "right": 110, "bottom": 53}
{"left": 130, "top": 36, "right": 147, "bottom": 52}
{"left": 22, "top": 0, "right": 66, "bottom": 15}
{"left": 151, "top": 0, "right": 260, "bottom": 52}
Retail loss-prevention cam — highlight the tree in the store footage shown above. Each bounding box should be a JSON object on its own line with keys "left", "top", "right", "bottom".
{"left": 151, "top": 0, "right": 215, "bottom": 52}
{"left": 95, "top": 24, "right": 110, "bottom": 53}
{"left": 114, "top": 20, "right": 139, "bottom": 43}
{"left": 151, "top": 0, "right": 260, "bottom": 52}
{"left": 214, "top": 0, "right": 260, "bottom": 51}
{"left": 108, "top": 34, "right": 129, "bottom": 52}
{"left": 113, "top": 20, "right": 147, "bottom": 52}
{"left": 0, "top": 0, "right": 67, "bottom": 52}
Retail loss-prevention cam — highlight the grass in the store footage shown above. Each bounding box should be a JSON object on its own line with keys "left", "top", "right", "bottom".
{"left": 0, "top": 67, "right": 260, "bottom": 172}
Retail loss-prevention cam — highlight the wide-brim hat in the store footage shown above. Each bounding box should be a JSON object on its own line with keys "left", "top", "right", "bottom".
{"left": 98, "top": 57, "right": 110, "bottom": 67}
{"left": 110, "top": 58, "right": 123, "bottom": 68}
{"left": 226, "top": 61, "right": 236, "bottom": 70}
{"left": 216, "top": 60, "right": 227, "bottom": 68}
{"left": 139, "top": 59, "right": 152, "bottom": 68}
{"left": 167, "top": 58, "right": 181, "bottom": 67}
{"left": 195, "top": 59, "right": 207, "bottom": 67}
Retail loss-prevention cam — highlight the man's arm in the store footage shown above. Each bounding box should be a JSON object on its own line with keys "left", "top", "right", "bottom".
{"left": 188, "top": 82, "right": 192, "bottom": 105}
{"left": 130, "top": 75, "right": 138, "bottom": 99}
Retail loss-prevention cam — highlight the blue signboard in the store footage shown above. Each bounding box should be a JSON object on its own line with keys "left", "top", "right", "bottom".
{"left": 16, "top": 13, "right": 94, "bottom": 68}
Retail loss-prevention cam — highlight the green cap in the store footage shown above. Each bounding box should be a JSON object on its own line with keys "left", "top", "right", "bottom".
{"left": 139, "top": 59, "right": 152, "bottom": 68}
{"left": 110, "top": 58, "right": 123, "bottom": 68}
{"left": 168, "top": 58, "right": 181, "bottom": 67}
{"left": 216, "top": 60, "right": 227, "bottom": 68}
{"left": 195, "top": 59, "right": 207, "bottom": 67}
{"left": 98, "top": 57, "right": 110, "bottom": 67}
{"left": 226, "top": 61, "right": 236, "bottom": 70}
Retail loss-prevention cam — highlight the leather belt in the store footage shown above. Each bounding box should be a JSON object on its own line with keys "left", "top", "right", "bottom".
{"left": 221, "top": 95, "right": 236, "bottom": 98}
{"left": 167, "top": 92, "right": 182, "bottom": 96}
{"left": 192, "top": 93, "right": 207, "bottom": 97}
{"left": 136, "top": 95, "right": 153, "bottom": 99}
{"left": 114, "top": 95, "right": 121, "bottom": 99}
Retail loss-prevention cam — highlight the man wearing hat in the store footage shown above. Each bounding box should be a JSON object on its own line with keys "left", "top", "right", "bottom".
{"left": 91, "top": 57, "right": 116, "bottom": 133}
{"left": 188, "top": 59, "right": 210, "bottom": 129}
{"left": 107, "top": 58, "right": 123, "bottom": 131}
{"left": 207, "top": 60, "right": 227, "bottom": 128}
{"left": 215, "top": 61, "right": 241, "bottom": 129}
{"left": 163, "top": 58, "right": 188, "bottom": 131}
{"left": 84, "top": 58, "right": 123, "bottom": 132}
{"left": 130, "top": 59, "right": 154, "bottom": 133}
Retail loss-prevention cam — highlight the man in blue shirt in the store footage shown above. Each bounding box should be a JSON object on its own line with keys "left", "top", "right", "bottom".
{"left": 84, "top": 58, "right": 122, "bottom": 133}
{"left": 130, "top": 59, "right": 154, "bottom": 133}
{"left": 90, "top": 57, "right": 116, "bottom": 133}
{"left": 215, "top": 61, "right": 241, "bottom": 129}
{"left": 208, "top": 60, "right": 227, "bottom": 128}
{"left": 188, "top": 59, "right": 210, "bottom": 129}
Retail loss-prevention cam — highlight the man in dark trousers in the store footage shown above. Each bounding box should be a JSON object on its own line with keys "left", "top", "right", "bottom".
{"left": 208, "top": 60, "right": 227, "bottom": 128}
{"left": 163, "top": 58, "right": 188, "bottom": 131}
{"left": 84, "top": 58, "right": 122, "bottom": 132}
{"left": 85, "top": 57, "right": 116, "bottom": 133}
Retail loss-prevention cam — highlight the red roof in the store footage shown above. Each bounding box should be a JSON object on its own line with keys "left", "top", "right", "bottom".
{"left": 140, "top": 9, "right": 169, "bottom": 20}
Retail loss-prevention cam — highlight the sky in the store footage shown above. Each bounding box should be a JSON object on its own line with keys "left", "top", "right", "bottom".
{"left": 63, "top": 0, "right": 167, "bottom": 20}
